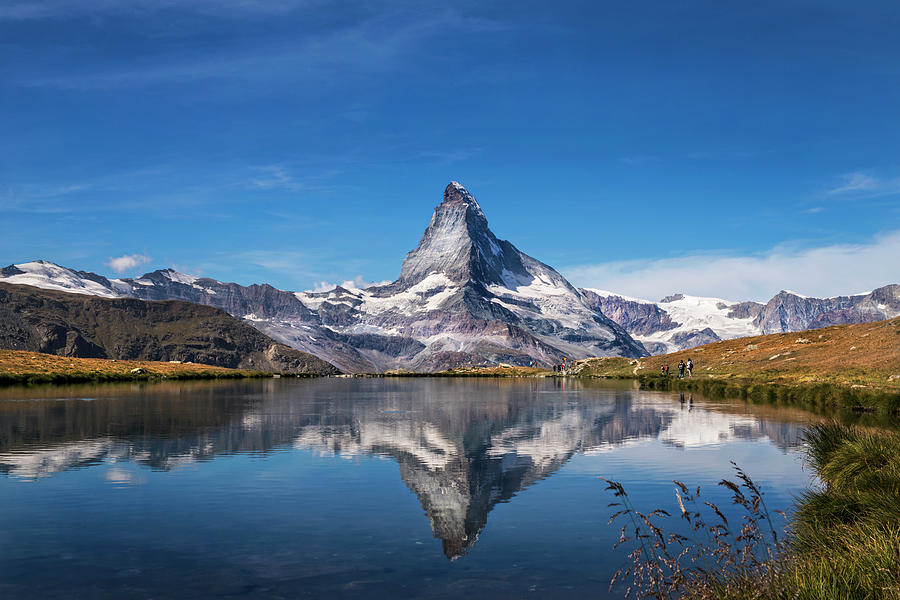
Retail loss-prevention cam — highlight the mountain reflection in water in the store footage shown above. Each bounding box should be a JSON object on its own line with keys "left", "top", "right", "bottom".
{"left": 0, "top": 378, "right": 808, "bottom": 560}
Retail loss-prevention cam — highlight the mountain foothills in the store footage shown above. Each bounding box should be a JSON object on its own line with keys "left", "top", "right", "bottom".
{"left": 0, "top": 283, "right": 339, "bottom": 375}
{"left": 1, "top": 182, "right": 897, "bottom": 371}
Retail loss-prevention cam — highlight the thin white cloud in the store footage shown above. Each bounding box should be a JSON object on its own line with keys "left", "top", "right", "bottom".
{"left": 105, "top": 253, "right": 152, "bottom": 274}
{"left": 19, "top": 9, "right": 503, "bottom": 91}
{"left": 826, "top": 172, "right": 900, "bottom": 197}
{"left": 248, "top": 165, "right": 305, "bottom": 192}
{"left": 309, "top": 275, "right": 390, "bottom": 293}
{"left": 562, "top": 230, "right": 900, "bottom": 302}
{"left": 827, "top": 172, "right": 878, "bottom": 195}
{"left": 0, "top": 0, "right": 310, "bottom": 20}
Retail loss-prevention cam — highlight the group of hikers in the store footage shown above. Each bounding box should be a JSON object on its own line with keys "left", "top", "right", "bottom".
{"left": 660, "top": 358, "right": 694, "bottom": 378}
{"left": 529, "top": 357, "right": 694, "bottom": 377}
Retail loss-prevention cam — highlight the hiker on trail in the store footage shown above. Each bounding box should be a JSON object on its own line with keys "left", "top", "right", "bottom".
{"left": 686, "top": 358, "right": 693, "bottom": 378}
{"left": 661, "top": 365, "right": 666, "bottom": 376}
{"left": 678, "top": 360, "right": 685, "bottom": 379}
{"left": 664, "top": 364, "right": 669, "bottom": 376}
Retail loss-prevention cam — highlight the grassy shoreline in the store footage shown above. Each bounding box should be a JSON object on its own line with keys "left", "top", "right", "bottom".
{"left": 0, "top": 349, "right": 287, "bottom": 387}
{"left": 602, "top": 422, "right": 900, "bottom": 599}
{"left": 383, "top": 318, "right": 900, "bottom": 414}
{"left": 3, "top": 319, "right": 898, "bottom": 413}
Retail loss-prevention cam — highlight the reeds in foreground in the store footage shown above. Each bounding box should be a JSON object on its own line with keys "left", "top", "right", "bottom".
{"left": 603, "top": 422, "right": 900, "bottom": 599}
{"left": 602, "top": 462, "right": 785, "bottom": 599}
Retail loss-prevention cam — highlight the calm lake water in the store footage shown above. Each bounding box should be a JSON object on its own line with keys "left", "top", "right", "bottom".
{"left": 0, "top": 378, "right": 818, "bottom": 599}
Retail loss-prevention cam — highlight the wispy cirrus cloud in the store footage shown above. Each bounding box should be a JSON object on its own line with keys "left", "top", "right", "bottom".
{"left": 248, "top": 165, "right": 306, "bottom": 192}
{"left": 0, "top": 0, "right": 311, "bottom": 21}
{"left": 563, "top": 229, "right": 900, "bottom": 302}
{"left": 826, "top": 172, "right": 900, "bottom": 197}
{"left": 18, "top": 9, "right": 508, "bottom": 92}
{"left": 105, "top": 253, "right": 151, "bottom": 273}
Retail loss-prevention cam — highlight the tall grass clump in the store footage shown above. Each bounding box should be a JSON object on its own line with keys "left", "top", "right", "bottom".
{"left": 603, "top": 423, "right": 900, "bottom": 599}
{"left": 601, "top": 463, "right": 786, "bottom": 599}
{"left": 785, "top": 423, "right": 900, "bottom": 598}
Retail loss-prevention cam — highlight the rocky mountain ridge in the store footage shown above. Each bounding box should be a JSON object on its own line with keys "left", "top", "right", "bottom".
{"left": 0, "top": 283, "right": 339, "bottom": 374}
{"left": 1, "top": 183, "right": 645, "bottom": 370}
{"left": 2, "top": 182, "right": 897, "bottom": 362}
{"left": 584, "top": 285, "right": 900, "bottom": 353}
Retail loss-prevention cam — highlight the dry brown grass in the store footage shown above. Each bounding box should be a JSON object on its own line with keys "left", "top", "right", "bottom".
{"left": 437, "top": 364, "right": 547, "bottom": 376}
{"left": 0, "top": 349, "right": 259, "bottom": 384}
{"left": 576, "top": 318, "right": 900, "bottom": 393}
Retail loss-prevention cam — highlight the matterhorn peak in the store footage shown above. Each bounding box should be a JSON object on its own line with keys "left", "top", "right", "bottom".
{"left": 398, "top": 182, "right": 496, "bottom": 285}
{"left": 439, "top": 181, "right": 486, "bottom": 221}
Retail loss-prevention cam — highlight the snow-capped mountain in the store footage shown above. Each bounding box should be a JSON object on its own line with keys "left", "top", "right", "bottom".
{"left": 3, "top": 182, "right": 897, "bottom": 363}
{"left": 582, "top": 286, "right": 900, "bottom": 354}
{"left": 0, "top": 183, "right": 645, "bottom": 370}
{"left": 286, "top": 182, "right": 644, "bottom": 369}
{"left": 754, "top": 286, "right": 900, "bottom": 333}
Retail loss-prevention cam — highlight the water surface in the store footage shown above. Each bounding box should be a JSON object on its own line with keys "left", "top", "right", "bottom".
{"left": 0, "top": 378, "right": 817, "bottom": 599}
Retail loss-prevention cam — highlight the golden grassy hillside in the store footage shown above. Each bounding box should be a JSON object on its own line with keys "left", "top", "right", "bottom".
{"left": 648, "top": 318, "right": 895, "bottom": 386}
{"left": 0, "top": 349, "right": 263, "bottom": 385}
{"left": 572, "top": 318, "right": 900, "bottom": 410}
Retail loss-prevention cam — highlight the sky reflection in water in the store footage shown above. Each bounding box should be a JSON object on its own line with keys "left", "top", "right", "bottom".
{"left": 0, "top": 378, "right": 814, "bottom": 599}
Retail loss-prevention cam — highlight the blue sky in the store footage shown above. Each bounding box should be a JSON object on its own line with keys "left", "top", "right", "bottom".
{"left": 2, "top": 0, "right": 898, "bottom": 300}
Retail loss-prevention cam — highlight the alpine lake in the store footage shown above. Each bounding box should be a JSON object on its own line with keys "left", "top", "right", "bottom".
{"left": 0, "top": 377, "right": 830, "bottom": 599}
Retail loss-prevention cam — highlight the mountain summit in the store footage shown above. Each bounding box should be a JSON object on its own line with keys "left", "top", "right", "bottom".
{"left": 398, "top": 182, "right": 495, "bottom": 286}
{"left": 15, "top": 183, "right": 896, "bottom": 369}
{"left": 0, "top": 183, "right": 647, "bottom": 370}
{"left": 348, "top": 181, "right": 647, "bottom": 368}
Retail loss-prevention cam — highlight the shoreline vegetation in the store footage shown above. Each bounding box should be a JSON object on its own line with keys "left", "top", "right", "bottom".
{"left": 1, "top": 319, "right": 897, "bottom": 415}
{"left": 0, "top": 349, "right": 285, "bottom": 386}
{"left": 403, "top": 317, "right": 900, "bottom": 415}
{"left": 602, "top": 423, "right": 900, "bottom": 599}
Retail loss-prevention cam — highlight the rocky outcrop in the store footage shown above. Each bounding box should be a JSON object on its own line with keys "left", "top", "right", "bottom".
{"left": 582, "top": 289, "right": 678, "bottom": 336}
{"left": 754, "top": 285, "right": 900, "bottom": 334}
{"left": 0, "top": 283, "right": 339, "bottom": 374}
{"left": 580, "top": 286, "right": 898, "bottom": 354}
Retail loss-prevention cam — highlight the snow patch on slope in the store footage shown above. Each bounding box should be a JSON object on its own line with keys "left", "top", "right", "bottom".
{"left": 2, "top": 261, "right": 122, "bottom": 297}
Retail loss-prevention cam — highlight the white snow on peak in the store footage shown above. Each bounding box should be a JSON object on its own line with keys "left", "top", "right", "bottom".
{"left": 450, "top": 181, "right": 469, "bottom": 193}
{"left": 487, "top": 268, "right": 613, "bottom": 337}
{"left": 160, "top": 270, "right": 199, "bottom": 285}
{"left": 295, "top": 272, "right": 458, "bottom": 317}
{"left": 781, "top": 290, "right": 808, "bottom": 299}
{"left": 632, "top": 294, "right": 760, "bottom": 354}
{"left": 2, "top": 261, "right": 123, "bottom": 298}
{"left": 582, "top": 288, "right": 653, "bottom": 304}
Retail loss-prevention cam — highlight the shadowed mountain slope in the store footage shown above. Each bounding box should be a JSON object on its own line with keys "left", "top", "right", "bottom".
{"left": 0, "top": 283, "right": 339, "bottom": 374}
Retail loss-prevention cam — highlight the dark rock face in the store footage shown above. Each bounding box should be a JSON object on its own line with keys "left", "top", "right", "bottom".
{"left": 579, "top": 285, "right": 897, "bottom": 355}
{"left": 727, "top": 301, "right": 765, "bottom": 320}
{"left": 754, "top": 285, "right": 900, "bottom": 334}
{"left": 1, "top": 265, "right": 25, "bottom": 277}
{"left": 0, "top": 283, "right": 339, "bottom": 374}
{"left": 669, "top": 327, "right": 721, "bottom": 348}
{"left": 582, "top": 290, "right": 678, "bottom": 336}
